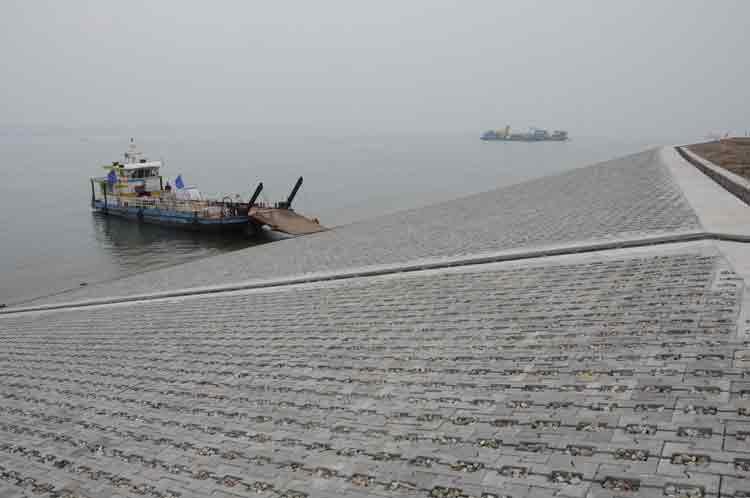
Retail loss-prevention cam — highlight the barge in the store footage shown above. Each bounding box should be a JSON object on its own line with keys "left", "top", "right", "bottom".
{"left": 481, "top": 126, "right": 568, "bottom": 142}
{"left": 90, "top": 140, "right": 325, "bottom": 236}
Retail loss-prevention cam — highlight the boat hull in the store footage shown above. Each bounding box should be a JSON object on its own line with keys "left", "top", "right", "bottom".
{"left": 92, "top": 201, "right": 251, "bottom": 233}
{"left": 480, "top": 136, "right": 569, "bottom": 142}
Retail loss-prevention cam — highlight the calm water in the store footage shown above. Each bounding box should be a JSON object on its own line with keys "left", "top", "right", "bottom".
{"left": 0, "top": 126, "right": 678, "bottom": 305}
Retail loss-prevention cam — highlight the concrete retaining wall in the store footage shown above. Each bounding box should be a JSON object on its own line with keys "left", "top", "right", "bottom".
{"left": 677, "top": 145, "right": 750, "bottom": 206}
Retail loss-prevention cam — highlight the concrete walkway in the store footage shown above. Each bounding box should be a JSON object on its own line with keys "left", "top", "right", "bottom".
{"left": 660, "top": 146, "right": 750, "bottom": 236}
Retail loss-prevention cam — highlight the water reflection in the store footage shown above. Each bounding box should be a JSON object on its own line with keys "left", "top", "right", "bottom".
{"left": 91, "top": 213, "right": 265, "bottom": 275}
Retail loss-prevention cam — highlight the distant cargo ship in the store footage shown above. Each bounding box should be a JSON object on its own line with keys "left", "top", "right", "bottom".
{"left": 481, "top": 126, "right": 569, "bottom": 142}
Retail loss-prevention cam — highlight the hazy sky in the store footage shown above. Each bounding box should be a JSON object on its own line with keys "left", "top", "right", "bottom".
{"left": 2, "top": 0, "right": 748, "bottom": 137}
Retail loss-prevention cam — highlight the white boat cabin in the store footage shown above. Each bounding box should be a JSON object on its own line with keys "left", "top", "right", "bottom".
{"left": 95, "top": 139, "right": 165, "bottom": 197}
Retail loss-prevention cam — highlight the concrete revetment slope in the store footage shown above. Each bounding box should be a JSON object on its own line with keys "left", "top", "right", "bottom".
{"left": 21, "top": 148, "right": 705, "bottom": 308}
{"left": 0, "top": 147, "right": 749, "bottom": 498}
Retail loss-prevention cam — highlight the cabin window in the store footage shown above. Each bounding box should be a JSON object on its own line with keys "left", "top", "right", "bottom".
{"left": 133, "top": 168, "right": 155, "bottom": 178}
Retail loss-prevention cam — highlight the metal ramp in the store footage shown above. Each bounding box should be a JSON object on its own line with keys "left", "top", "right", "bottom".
{"left": 249, "top": 207, "right": 327, "bottom": 235}
{"left": 246, "top": 176, "right": 327, "bottom": 236}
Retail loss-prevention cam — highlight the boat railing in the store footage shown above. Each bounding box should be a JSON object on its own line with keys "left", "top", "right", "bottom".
{"left": 95, "top": 195, "right": 251, "bottom": 218}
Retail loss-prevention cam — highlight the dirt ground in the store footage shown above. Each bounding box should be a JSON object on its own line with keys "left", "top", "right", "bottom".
{"left": 688, "top": 137, "right": 750, "bottom": 180}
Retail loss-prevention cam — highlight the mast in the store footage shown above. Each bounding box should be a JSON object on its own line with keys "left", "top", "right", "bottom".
{"left": 249, "top": 182, "right": 264, "bottom": 207}
{"left": 124, "top": 137, "right": 141, "bottom": 164}
{"left": 285, "top": 177, "right": 303, "bottom": 209}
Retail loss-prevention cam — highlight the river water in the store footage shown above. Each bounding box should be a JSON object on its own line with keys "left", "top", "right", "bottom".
{"left": 0, "top": 126, "right": 678, "bottom": 305}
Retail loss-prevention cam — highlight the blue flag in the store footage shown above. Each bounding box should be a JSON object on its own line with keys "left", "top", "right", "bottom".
{"left": 175, "top": 174, "right": 184, "bottom": 189}
{"left": 107, "top": 169, "right": 117, "bottom": 185}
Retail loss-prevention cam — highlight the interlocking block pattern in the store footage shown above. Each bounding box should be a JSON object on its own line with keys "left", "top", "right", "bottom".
{"left": 33, "top": 148, "right": 701, "bottom": 305}
{"left": 0, "top": 243, "right": 746, "bottom": 498}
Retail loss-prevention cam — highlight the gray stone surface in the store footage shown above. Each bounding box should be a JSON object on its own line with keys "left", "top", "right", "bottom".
{"left": 2, "top": 144, "right": 750, "bottom": 498}
{"left": 1, "top": 241, "right": 749, "bottom": 498}
{"left": 27, "top": 148, "right": 701, "bottom": 306}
